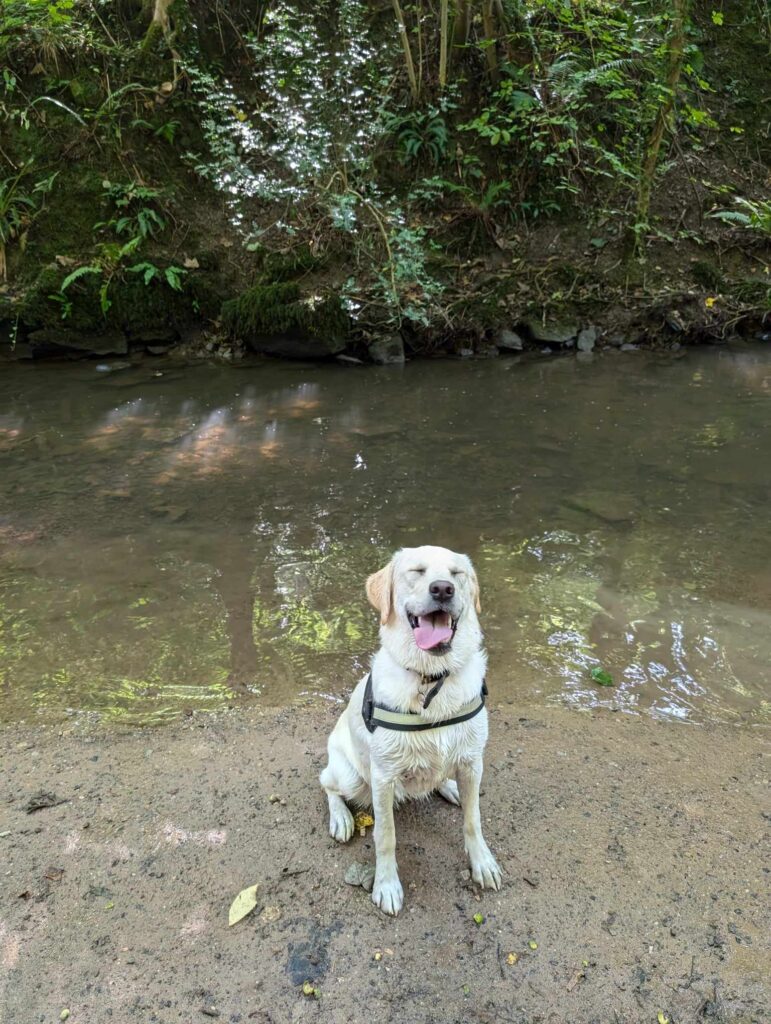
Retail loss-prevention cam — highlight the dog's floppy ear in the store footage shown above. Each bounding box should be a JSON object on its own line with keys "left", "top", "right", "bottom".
{"left": 467, "top": 560, "right": 481, "bottom": 614}
{"left": 366, "top": 561, "right": 394, "bottom": 625}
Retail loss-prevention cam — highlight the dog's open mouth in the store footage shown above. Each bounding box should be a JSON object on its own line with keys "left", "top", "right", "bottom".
{"left": 407, "top": 610, "right": 457, "bottom": 651}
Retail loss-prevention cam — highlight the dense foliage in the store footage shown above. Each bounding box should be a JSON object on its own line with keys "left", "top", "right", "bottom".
{"left": 0, "top": 0, "right": 769, "bottom": 351}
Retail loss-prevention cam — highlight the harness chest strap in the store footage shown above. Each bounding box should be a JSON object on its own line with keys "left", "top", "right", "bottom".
{"left": 362, "top": 671, "right": 488, "bottom": 733}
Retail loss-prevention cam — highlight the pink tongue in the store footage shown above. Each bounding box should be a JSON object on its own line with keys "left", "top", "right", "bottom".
{"left": 413, "top": 615, "right": 453, "bottom": 651}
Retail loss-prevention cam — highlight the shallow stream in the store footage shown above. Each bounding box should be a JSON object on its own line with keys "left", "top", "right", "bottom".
{"left": 1, "top": 346, "right": 769, "bottom": 726}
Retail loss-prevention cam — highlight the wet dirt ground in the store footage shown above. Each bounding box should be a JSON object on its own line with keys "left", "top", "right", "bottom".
{"left": 1, "top": 703, "right": 767, "bottom": 1024}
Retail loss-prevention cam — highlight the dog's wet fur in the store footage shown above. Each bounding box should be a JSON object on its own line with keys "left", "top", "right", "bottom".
{"left": 319, "top": 545, "right": 501, "bottom": 915}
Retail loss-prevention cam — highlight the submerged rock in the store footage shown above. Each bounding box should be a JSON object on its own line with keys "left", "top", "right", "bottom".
{"left": 27, "top": 327, "right": 128, "bottom": 357}
{"left": 567, "top": 491, "right": 638, "bottom": 524}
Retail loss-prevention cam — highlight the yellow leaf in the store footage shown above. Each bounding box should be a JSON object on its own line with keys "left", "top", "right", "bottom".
{"left": 705, "top": 296, "right": 717, "bottom": 308}
{"left": 506, "top": 952, "right": 519, "bottom": 965}
{"left": 354, "top": 811, "right": 374, "bottom": 830}
{"left": 228, "top": 883, "right": 259, "bottom": 926}
{"left": 658, "top": 1013, "right": 670, "bottom": 1024}
{"left": 528, "top": 940, "right": 538, "bottom": 950}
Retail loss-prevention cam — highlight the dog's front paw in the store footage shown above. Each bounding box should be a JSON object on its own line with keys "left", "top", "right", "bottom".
{"left": 469, "top": 845, "right": 502, "bottom": 891}
{"left": 329, "top": 803, "right": 354, "bottom": 843}
{"left": 372, "top": 875, "right": 404, "bottom": 916}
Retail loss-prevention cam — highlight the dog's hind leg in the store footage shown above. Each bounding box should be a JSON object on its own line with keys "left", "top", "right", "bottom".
{"left": 437, "top": 779, "right": 461, "bottom": 806}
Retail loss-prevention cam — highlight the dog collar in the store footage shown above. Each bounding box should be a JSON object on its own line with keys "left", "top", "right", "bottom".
{"left": 362, "top": 671, "right": 488, "bottom": 734}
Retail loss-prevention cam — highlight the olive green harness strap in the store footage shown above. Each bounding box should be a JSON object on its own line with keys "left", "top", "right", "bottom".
{"left": 362, "top": 673, "right": 488, "bottom": 733}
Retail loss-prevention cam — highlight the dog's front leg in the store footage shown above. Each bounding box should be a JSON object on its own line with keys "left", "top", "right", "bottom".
{"left": 370, "top": 771, "right": 403, "bottom": 915}
{"left": 457, "top": 760, "right": 502, "bottom": 891}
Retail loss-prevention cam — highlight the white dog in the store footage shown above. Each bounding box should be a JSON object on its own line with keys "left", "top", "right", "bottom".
{"left": 319, "top": 545, "right": 501, "bottom": 915}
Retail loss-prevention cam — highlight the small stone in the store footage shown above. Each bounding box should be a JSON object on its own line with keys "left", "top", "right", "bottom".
{"left": 268, "top": 794, "right": 281, "bottom": 803}
{"left": 523, "top": 317, "right": 579, "bottom": 345}
{"left": 620, "top": 343, "right": 639, "bottom": 352}
{"left": 577, "top": 326, "right": 597, "bottom": 352}
{"left": 496, "top": 328, "right": 524, "bottom": 351}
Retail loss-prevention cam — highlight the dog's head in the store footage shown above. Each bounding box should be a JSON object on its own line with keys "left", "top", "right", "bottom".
{"left": 366, "top": 545, "right": 481, "bottom": 669}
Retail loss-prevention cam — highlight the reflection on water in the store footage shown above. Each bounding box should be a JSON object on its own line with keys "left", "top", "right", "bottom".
{"left": 1, "top": 346, "right": 770, "bottom": 726}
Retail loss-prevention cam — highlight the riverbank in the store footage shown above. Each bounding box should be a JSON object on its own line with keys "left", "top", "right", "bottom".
{"left": 1, "top": 703, "right": 767, "bottom": 1024}
{"left": 1, "top": 3, "right": 768, "bottom": 366}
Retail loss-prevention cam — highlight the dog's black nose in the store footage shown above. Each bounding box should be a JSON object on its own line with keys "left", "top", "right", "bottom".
{"left": 429, "top": 579, "right": 455, "bottom": 602}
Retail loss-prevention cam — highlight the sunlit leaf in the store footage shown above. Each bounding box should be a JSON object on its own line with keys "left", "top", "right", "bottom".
{"left": 228, "top": 883, "right": 259, "bottom": 926}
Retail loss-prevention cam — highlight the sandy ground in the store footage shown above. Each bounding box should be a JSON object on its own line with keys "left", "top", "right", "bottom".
{"left": 1, "top": 703, "right": 768, "bottom": 1024}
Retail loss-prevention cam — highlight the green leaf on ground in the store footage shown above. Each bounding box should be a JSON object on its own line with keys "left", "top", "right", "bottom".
{"left": 591, "top": 667, "right": 614, "bottom": 687}
{"left": 473, "top": 912, "right": 484, "bottom": 925}
{"left": 228, "top": 883, "right": 259, "bottom": 926}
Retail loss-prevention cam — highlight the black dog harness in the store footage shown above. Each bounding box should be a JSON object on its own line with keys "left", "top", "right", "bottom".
{"left": 362, "top": 669, "right": 488, "bottom": 733}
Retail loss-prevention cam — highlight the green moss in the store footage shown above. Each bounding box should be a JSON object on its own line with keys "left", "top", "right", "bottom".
{"left": 18, "top": 263, "right": 213, "bottom": 334}
{"left": 221, "top": 282, "right": 348, "bottom": 342}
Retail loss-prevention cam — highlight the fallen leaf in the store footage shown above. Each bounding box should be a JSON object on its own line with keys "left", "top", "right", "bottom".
{"left": 25, "top": 791, "right": 65, "bottom": 813}
{"left": 353, "top": 811, "right": 374, "bottom": 832}
{"left": 590, "top": 667, "right": 614, "bottom": 687}
{"left": 228, "top": 884, "right": 259, "bottom": 926}
{"left": 567, "top": 968, "right": 585, "bottom": 991}
{"left": 259, "top": 905, "right": 281, "bottom": 923}
{"left": 528, "top": 940, "right": 538, "bottom": 950}
{"left": 302, "top": 982, "right": 319, "bottom": 998}
{"left": 183, "top": 257, "right": 200, "bottom": 269}
{"left": 506, "top": 952, "right": 519, "bottom": 965}
{"left": 473, "top": 913, "right": 484, "bottom": 926}
{"left": 657, "top": 1014, "right": 669, "bottom": 1024}
{"left": 344, "top": 861, "right": 375, "bottom": 892}
{"left": 705, "top": 296, "right": 717, "bottom": 308}
{"left": 60, "top": 1012, "right": 70, "bottom": 1022}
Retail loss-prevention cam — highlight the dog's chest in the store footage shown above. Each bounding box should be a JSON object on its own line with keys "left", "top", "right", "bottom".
{"left": 383, "top": 726, "right": 476, "bottom": 797}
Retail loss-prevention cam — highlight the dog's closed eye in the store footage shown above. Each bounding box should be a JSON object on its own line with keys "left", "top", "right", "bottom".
{"left": 409, "top": 567, "right": 426, "bottom": 575}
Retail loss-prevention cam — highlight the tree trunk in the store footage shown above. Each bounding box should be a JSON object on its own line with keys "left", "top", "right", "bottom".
{"left": 439, "top": 0, "right": 449, "bottom": 88}
{"left": 391, "top": 0, "right": 419, "bottom": 102}
{"left": 481, "top": 1, "right": 499, "bottom": 83}
{"left": 453, "top": 0, "right": 470, "bottom": 48}
{"left": 142, "top": 0, "right": 174, "bottom": 50}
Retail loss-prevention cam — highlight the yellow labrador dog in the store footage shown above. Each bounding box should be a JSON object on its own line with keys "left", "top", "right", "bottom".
{"left": 320, "top": 545, "right": 501, "bottom": 915}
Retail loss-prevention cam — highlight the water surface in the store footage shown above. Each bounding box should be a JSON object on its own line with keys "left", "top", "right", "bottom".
{"left": 1, "top": 346, "right": 769, "bottom": 725}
